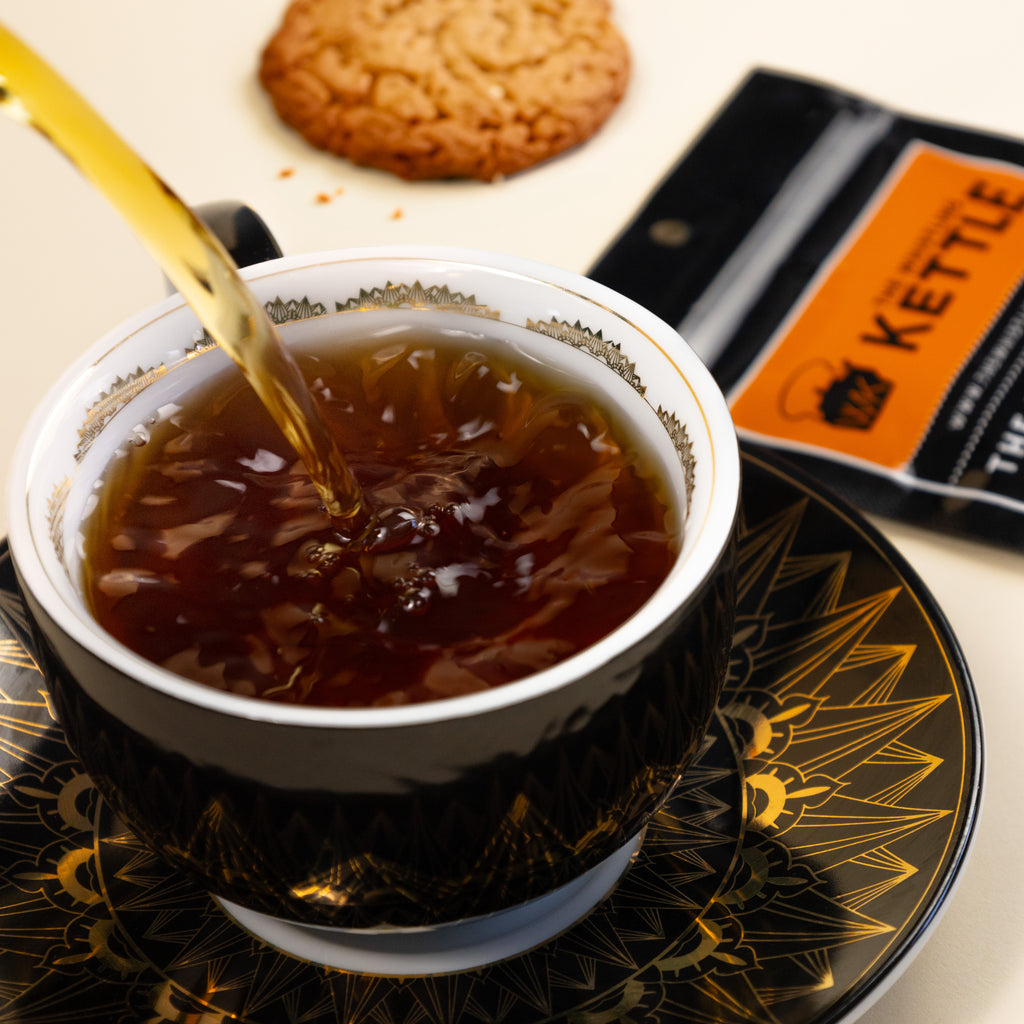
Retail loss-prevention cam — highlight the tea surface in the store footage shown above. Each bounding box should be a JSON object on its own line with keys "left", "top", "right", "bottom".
{"left": 82, "top": 331, "right": 677, "bottom": 707}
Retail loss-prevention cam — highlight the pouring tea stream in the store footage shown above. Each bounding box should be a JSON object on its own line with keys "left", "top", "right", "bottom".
{"left": 0, "top": 22, "right": 367, "bottom": 528}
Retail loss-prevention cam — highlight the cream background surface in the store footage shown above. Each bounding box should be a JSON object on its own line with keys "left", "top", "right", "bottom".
{"left": 0, "top": 3, "right": 1018, "bottom": 1020}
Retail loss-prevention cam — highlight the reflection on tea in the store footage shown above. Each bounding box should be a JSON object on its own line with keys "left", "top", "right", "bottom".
{"left": 82, "top": 329, "right": 677, "bottom": 707}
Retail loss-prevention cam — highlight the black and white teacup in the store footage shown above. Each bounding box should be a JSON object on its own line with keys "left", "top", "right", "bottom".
{"left": 8, "top": 241, "right": 740, "bottom": 972}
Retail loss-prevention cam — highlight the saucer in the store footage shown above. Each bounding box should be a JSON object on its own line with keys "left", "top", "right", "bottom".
{"left": 0, "top": 447, "right": 982, "bottom": 1023}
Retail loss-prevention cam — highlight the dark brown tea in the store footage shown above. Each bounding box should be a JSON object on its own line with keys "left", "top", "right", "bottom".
{"left": 82, "top": 328, "right": 678, "bottom": 707}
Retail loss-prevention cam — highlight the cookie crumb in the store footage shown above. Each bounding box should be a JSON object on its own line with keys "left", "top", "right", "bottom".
{"left": 278, "top": 167, "right": 296, "bottom": 179}
{"left": 315, "top": 192, "right": 332, "bottom": 204}
{"left": 391, "top": 208, "right": 404, "bottom": 220}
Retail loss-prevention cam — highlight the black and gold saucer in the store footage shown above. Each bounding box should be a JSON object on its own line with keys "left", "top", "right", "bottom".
{"left": 0, "top": 447, "right": 982, "bottom": 1023}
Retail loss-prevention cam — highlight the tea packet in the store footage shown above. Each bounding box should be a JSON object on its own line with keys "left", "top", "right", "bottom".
{"left": 591, "top": 69, "right": 1024, "bottom": 547}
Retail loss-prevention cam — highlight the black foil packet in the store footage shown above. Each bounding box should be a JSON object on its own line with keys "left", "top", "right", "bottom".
{"left": 590, "top": 68, "right": 1024, "bottom": 548}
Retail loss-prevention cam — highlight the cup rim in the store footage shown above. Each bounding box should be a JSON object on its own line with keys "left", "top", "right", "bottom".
{"left": 7, "top": 245, "right": 740, "bottom": 728}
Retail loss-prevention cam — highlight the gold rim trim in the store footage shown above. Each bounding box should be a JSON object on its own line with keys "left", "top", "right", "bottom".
{"left": 48, "top": 282, "right": 698, "bottom": 552}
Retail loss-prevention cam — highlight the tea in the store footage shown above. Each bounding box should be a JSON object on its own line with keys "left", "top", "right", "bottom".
{"left": 81, "top": 326, "right": 678, "bottom": 708}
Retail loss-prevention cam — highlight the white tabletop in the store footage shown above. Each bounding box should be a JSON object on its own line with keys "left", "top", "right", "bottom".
{"left": 0, "top": 2, "right": 1017, "bottom": 1021}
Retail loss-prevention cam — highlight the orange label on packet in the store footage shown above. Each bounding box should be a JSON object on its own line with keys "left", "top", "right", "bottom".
{"left": 729, "top": 143, "right": 1024, "bottom": 468}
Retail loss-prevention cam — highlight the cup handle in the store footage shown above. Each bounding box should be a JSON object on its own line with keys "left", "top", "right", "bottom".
{"left": 163, "top": 201, "right": 284, "bottom": 295}
{"left": 195, "top": 200, "right": 284, "bottom": 268}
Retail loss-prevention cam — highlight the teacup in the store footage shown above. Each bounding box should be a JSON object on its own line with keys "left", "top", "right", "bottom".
{"left": 7, "top": 239, "right": 740, "bottom": 972}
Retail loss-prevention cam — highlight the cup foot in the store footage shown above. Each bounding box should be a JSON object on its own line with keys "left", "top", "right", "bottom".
{"left": 217, "top": 831, "right": 643, "bottom": 975}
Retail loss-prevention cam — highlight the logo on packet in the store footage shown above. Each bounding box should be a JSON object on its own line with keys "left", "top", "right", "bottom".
{"left": 779, "top": 359, "right": 894, "bottom": 431}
